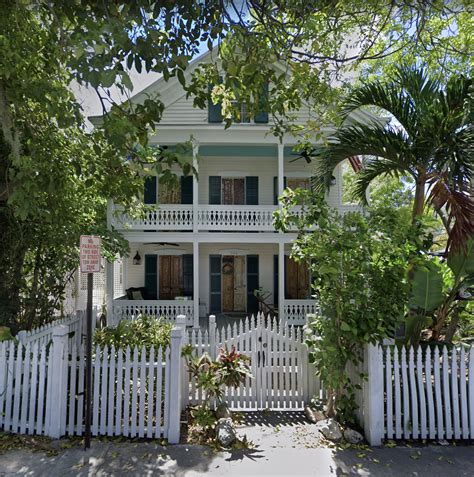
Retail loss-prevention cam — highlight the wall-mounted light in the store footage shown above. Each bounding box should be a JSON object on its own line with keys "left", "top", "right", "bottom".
{"left": 133, "top": 251, "right": 142, "bottom": 265}
{"left": 330, "top": 175, "right": 336, "bottom": 186}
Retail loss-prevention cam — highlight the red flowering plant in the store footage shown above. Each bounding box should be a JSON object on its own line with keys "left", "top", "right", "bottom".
{"left": 182, "top": 344, "right": 252, "bottom": 405}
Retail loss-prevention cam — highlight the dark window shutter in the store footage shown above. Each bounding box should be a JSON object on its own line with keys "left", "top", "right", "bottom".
{"left": 182, "top": 254, "right": 193, "bottom": 296}
{"left": 246, "top": 255, "right": 259, "bottom": 314}
{"left": 144, "top": 255, "right": 157, "bottom": 300}
{"left": 209, "top": 176, "right": 221, "bottom": 204}
{"left": 273, "top": 255, "right": 279, "bottom": 305}
{"left": 245, "top": 176, "right": 259, "bottom": 205}
{"left": 273, "top": 176, "right": 287, "bottom": 205}
{"left": 144, "top": 176, "right": 157, "bottom": 204}
{"left": 209, "top": 255, "right": 222, "bottom": 313}
{"left": 208, "top": 79, "right": 223, "bottom": 123}
{"left": 254, "top": 81, "right": 269, "bottom": 123}
{"left": 181, "top": 176, "right": 193, "bottom": 204}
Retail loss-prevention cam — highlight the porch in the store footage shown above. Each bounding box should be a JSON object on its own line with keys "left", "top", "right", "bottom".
{"left": 107, "top": 241, "right": 319, "bottom": 327}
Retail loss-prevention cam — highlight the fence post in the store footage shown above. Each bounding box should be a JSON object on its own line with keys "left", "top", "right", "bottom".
{"left": 17, "top": 330, "right": 27, "bottom": 346}
{"left": 209, "top": 315, "right": 216, "bottom": 359}
{"left": 363, "top": 343, "right": 384, "bottom": 446}
{"left": 46, "top": 325, "right": 69, "bottom": 438}
{"left": 168, "top": 325, "right": 183, "bottom": 444}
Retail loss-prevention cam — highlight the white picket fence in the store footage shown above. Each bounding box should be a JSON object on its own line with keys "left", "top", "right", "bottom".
{"left": 362, "top": 343, "right": 474, "bottom": 445}
{"left": 0, "top": 324, "right": 183, "bottom": 442}
{"left": 16, "top": 309, "right": 97, "bottom": 350}
{"left": 179, "top": 314, "right": 324, "bottom": 411}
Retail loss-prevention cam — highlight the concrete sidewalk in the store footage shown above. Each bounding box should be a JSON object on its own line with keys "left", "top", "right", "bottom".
{"left": 2, "top": 440, "right": 474, "bottom": 476}
{"left": 2, "top": 412, "right": 474, "bottom": 476}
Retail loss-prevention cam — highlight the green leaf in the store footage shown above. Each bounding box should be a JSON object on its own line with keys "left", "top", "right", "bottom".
{"left": 447, "top": 240, "right": 474, "bottom": 278}
{"left": 409, "top": 261, "right": 444, "bottom": 311}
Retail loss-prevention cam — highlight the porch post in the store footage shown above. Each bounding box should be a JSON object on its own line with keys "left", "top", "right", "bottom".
{"left": 192, "top": 142, "right": 199, "bottom": 233}
{"left": 106, "top": 199, "right": 114, "bottom": 321}
{"left": 106, "top": 260, "right": 114, "bottom": 324}
{"left": 193, "top": 240, "right": 200, "bottom": 328}
{"left": 277, "top": 143, "right": 284, "bottom": 205}
{"left": 278, "top": 241, "right": 285, "bottom": 323}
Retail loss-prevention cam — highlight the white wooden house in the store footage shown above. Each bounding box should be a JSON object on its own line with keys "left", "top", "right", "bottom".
{"left": 92, "top": 50, "right": 366, "bottom": 327}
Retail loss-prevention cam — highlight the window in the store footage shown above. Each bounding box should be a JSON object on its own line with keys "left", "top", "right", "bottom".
{"left": 231, "top": 101, "right": 251, "bottom": 123}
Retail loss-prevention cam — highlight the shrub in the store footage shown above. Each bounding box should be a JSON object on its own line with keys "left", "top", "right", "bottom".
{"left": 94, "top": 314, "right": 172, "bottom": 351}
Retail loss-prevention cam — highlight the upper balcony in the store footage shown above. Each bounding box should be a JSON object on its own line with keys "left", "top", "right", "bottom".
{"left": 111, "top": 203, "right": 362, "bottom": 232}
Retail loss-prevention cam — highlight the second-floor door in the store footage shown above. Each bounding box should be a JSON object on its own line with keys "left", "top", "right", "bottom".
{"left": 222, "top": 178, "right": 245, "bottom": 205}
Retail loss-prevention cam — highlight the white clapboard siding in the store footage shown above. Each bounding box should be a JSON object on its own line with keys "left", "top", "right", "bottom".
{"left": 381, "top": 344, "right": 474, "bottom": 441}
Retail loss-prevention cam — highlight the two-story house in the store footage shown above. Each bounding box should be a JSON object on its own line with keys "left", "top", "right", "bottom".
{"left": 92, "top": 50, "right": 365, "bottom": 328}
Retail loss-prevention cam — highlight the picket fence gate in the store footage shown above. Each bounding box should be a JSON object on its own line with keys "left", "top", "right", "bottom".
{"left": 179, "top": 314, "right": 323, "bottom": 411}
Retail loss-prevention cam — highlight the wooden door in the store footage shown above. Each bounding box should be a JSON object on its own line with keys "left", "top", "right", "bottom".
{"left": 233, "top": 256, "right": 246, "bottom": 312}
{"left": 287, "top": 178, "right": 310, "bottom": 191}
{"left": 158, "top": 181, "right": 181, "bottom": 204}
{"left": 159, "top": 256, "right": 182, "bottom": 299}
{"left": 222, "top": 256, "right": 234, "bottom": 312}
{"left": 222, "top": 178, "right": 245, "bottom": 205}
{"left": 285, "top": 256, "right": 309, "bottom": 299}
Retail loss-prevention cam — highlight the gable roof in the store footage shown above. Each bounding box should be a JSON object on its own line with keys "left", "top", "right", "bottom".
{"left": 88, "top": 46, "right": 383, "bottom": 127}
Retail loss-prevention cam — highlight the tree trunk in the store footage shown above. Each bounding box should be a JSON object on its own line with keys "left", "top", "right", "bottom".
{"left": 412, "top": 177, "right": 426, "bottom": 222}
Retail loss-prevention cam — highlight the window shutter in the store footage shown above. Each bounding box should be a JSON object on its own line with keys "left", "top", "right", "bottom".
{"left": 209, "top": 176, "right": 221, "bottom": 204}
{"left": 181, "top": 176, "right": 193, "bottom": 204}
{"left": 273, "top": 254, "right": 279, "bottom": 305}
{"left": 208, "top": 79, "right": 223, "bottom": 123}
{"left": 245, "top": 176, "right": 259, "bottom": 205}
{"left": 182, "top": 254, "right": 193, "bottom": 297}
{"left": 209, "top": 255, "right": 222, "bottom": 313}
{"left": 254, "top": 81, "right": 269, "bottom": 123}
{"left": 144, "top": 255, "right": 157, "bottom": 300}
{"left": 246, "top": 255, "right": 259, "bottom": 314}
{"left": 273, "top": 176, "right": 287, "bottom": 205}
{"left": 144, "top": 176, "right": 157, "bottom": 204}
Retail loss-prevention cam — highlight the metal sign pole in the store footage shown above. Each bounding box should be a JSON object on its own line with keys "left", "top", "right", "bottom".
{"left": 84, "top": 272, "right": 93, "bottom": 449}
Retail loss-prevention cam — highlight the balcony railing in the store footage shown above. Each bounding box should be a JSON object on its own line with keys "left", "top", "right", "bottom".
{"left": 197, "top": 205, "right": 276, "bottom": 231}
{"left": 112, "top": 204, "right": 364, "bottom": 232}
{"left": 111, "top": 300, "right": 194, "bottom": 325}
{"left": 283, "top": 300, "right": 319, "bottom": 325}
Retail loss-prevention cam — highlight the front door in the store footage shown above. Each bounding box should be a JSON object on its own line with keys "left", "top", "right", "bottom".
{"left": 222, "top": 178, "right": 245, "bottom": 205}
{"left": 159, "top": 256, "right": 183, "bottom": 299}
{"left": 285, "top": 256, "right": 310, "bottom": 299}
{"left": 222, "top": 255, "right": 246, "bottom": 312}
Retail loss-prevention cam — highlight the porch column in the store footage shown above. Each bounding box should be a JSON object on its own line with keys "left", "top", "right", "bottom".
{"left": 106, "top": 199, "right": 114, "bottom": 320}
{"left": 278, "top": 241, "right": 285, "bottom": 323}
{"left": 193, "top": 240, "right": 200, "bottom": 328}
{"left": 106, "top": 260, "right": 114, "bottom": 323}
{"left": 277, "top": 143, "right": 285, "bottom": 206}
{"left": 192, "top": 142, "right": 199, "bottom": 233}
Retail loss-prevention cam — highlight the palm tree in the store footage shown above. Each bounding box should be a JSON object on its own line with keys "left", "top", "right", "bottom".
{"left": 312, "top": 66, "right": 473, "bottom": 252}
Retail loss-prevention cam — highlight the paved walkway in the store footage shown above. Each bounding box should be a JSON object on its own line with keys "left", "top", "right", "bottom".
{"left": 2, "top": 412, "right": 474, "bottom": 476}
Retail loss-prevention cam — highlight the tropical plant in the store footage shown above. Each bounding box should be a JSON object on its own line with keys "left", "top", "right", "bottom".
{"left": 311, "top": 66, "right": 473, "bottom": 253}
{"left": 275, "top": 189, "right": 418, "bottom": 420}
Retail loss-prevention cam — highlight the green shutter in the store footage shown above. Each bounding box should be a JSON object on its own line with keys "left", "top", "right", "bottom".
{"left": 208, "top": 80, "right": 223, "bottom": 123}
{"left": 182, "top": 254, "right": 193, "bottom": 297}
{"left": 181, "top": 176, "right": 193, "bottom": 204}
{"left": 210, "top": 255, "right": 222, "bottom": 313}
{"left": 144, "top": 255, "right": 157, "bottom": 300}
{"left": 273, "top": 176, "right": 287, "bottom": 205}
{"left": 209, "top": 176, "right": 221, "bottom": 204}
{"left": 274, "top": 255, "right": 279, "bottom": 305}
{"left": 254, "top": 81, "right": 269, "bottom": 123}
{"left": 246, "top": 255, "right": 259, "bottom": 314}
{"left": 245, "top": 176, "right": 259, "bottom": 205}
{"left": 144, "top": 176, "right": 157, "bottom": 204}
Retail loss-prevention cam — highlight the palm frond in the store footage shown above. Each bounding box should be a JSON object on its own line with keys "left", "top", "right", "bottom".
{"left": 311, "top": 123, "right": 414, "bottom": 196}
